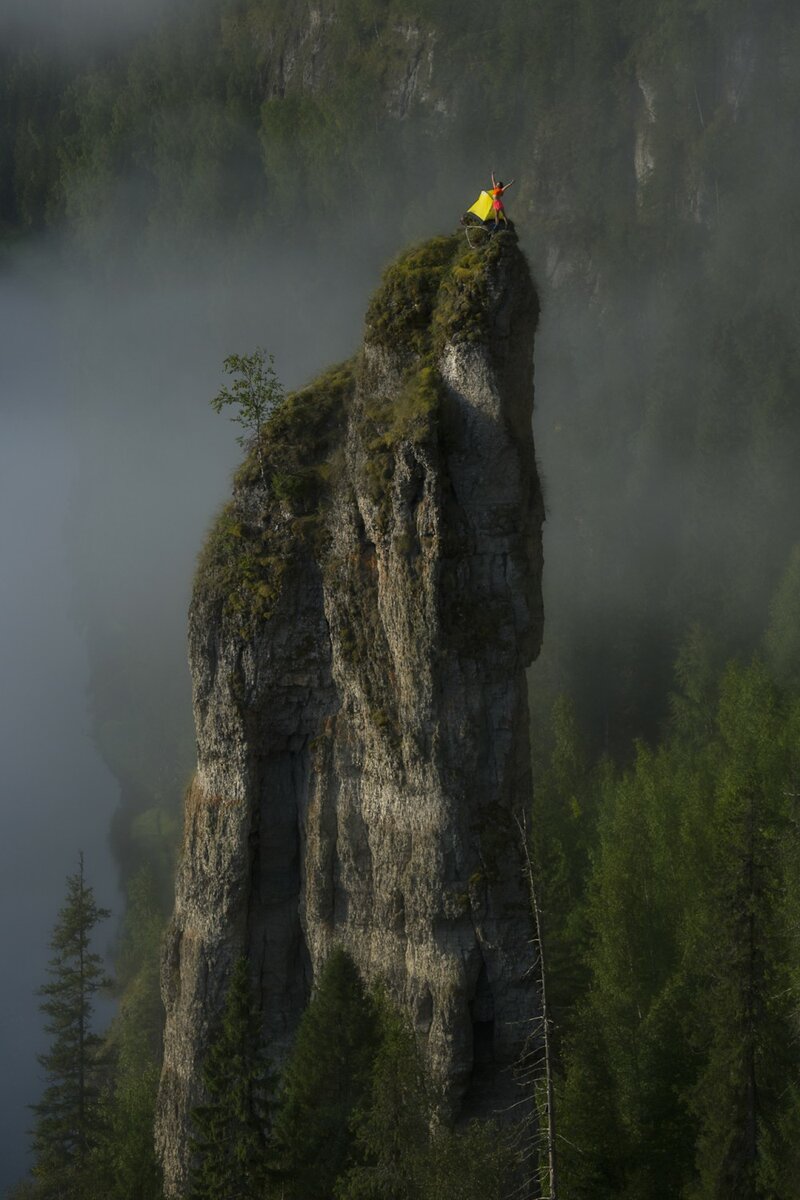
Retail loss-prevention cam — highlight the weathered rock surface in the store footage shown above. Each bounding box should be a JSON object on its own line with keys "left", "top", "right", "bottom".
{"left": 156, "top": 230, "right": 544, "bottom": 1194}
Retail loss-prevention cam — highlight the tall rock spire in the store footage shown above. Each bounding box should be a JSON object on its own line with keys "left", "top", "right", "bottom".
{"left": 156, "top": 230, "right": 544, "bottom": 1194}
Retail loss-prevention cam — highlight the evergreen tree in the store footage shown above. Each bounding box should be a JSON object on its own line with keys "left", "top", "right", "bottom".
{"left": 556, "top": 637, "right": 721, "bottom": 1198}
{"left": 556, "top": 766, "right": 695, "bottom": 1197}
{"left": 421, "top": 1122, "right": 517, "bottom": 1200}
{"left": 557, "top": 647, "right": 800, "bottom": 1197}
{"left": 31, "top": 853, "right": 111, "bottom": 1198}
{"left": 271, "top": 947, "right": 380, "bottom": 1200}
{"left": 336, "top": 995, "right": 517, "bottom": 1200}
{"left": 85, "top": 868, "right": 165, "bottom": 1200}
{"left": 189, "top": 956, "right": 275, "bottom": 1200}
{"left": 90, "top": 1058, "right": 163, "bottom": 1200}
{"left": 669, "top": 624, "right": 721, "bottom": 748}
{"left": 688, "top": 662, "right": 798, "bottom": 1200}
{"left": 557, "top": 1010, "right": 628, "bottom": 1200}
{"left": 335, "top": 999, "right": 430, "bottom": 1200}
{"left": 531, "top": 695, "right": 599, "bottom": 1040}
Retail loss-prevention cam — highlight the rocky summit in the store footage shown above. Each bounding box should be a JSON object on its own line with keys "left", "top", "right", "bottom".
{"left": 156, "top": 229, "right": 544, "bottom": 1195}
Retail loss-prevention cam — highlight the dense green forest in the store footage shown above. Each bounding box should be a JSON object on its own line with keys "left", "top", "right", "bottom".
{"left": 5, "top": 0, "right": 800, "bottom": 1195}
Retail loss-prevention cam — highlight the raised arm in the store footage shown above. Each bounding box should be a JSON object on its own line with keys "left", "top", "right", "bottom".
{"left": 504, "top": 178, "right": 515, "bottom": 191}
{"left": 491, "top": 171, "right": 498, "bottom": 189}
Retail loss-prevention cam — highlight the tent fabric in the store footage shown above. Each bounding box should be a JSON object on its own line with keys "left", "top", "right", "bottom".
{"left": 467, "top": 191, "right": 494, "bottom": 221}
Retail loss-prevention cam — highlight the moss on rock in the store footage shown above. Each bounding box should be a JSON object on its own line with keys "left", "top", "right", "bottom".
{"left": 194, "top": 501, "right": 294, "bottom": 626}
{"left": 236, "top": 359, "right": 354, "bottom": 503}
{"left": 364, "top": 230, "right": 515, "bottom": 359}
{"left": 432, "top": 230, "right": 514, "bottom": 352}
{"left": 196, "top": 360, "right": 355, "bottom": 625}
{"left": 358, "top": 230, "right": 527, "bottom": 531}
{"left": 196, "top": 229, "right": 525, "bottom": 621}
{"left": 364, "top": 235, "right": 461, "bottom": 355}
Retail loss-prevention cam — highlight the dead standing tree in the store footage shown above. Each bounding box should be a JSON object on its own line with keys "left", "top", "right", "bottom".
{"left": 509, "top": 810, "right": 558, "bottom": 1200}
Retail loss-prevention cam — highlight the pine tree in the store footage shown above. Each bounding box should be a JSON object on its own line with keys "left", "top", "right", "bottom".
{"left": 335, "top": 995, "right": 517, "bottom": 1200}
{"left": 531, "top": 695, "right": 599, "bottom": 1039}
{"left": 271, "top": 947, "right": 380, "bottom": 1200}
{"left": 556, "top": 685, "right": 709, "bottom": 1198}
{"left": 335, "top": 999, "right": 430, "bottom": 1200}
{"left": 582, "top": 748, "right": 696, "bottom": 1197}
{"left": 422, "top": 1122, "right": 517, "bottom": 1200}
{"left": 688, "top": 662, "right": 798, "bottom": 1200}
{"left": 31, "top": 853, "right": 112, "bottom": 1197}
{"left": 557, "top": 1010, "right": 628, "bottom": 1200}
{"left": 85, "top": 868, "right": 165, "bottom": 1200}
{"left": 189, "top": 956, "right": 275, "bottom": 1200}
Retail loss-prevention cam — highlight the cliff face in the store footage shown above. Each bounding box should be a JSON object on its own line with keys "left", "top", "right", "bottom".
{"left": 156, "top": 231, "right": 544, "bottom": 1194}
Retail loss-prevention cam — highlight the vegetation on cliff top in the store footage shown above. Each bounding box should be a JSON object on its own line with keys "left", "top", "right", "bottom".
{"left": 358, "top": 229, "right": 524, "bottom": 528}
{"left": 364, "top": 235, "right": 461, "bottom": 355}
{"left": 197, "top": 230, "right": 521, "bottom": 620}
{"left": 365, "top": 230, "right": 515, "bottom": 357}
{"left": 195, "top": 359, "right": 354, "bottom": 624}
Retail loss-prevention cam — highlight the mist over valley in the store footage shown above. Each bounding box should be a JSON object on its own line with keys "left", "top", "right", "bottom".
{"left": 2, "top": 2, "right": 800, "bottom": 1196}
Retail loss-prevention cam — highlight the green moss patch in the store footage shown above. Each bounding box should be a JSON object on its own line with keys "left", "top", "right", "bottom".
{"left": 196, "top": 360, "right": 355, "bottom": 624}
{"left": 367, "top": 228, "right": 515, "bottom": 361}
{"left": 236, "top": 360, "right": 354, "bottom": 507}
{"left": 359, "top": 231, "right": 520, "bottom": 522}
{"left": 432, "top": 231, "right": 511, "bottom": 352}
{"left": 196, "top": 230, "right": 522, "bottom": 620}
{"left": 194, "top": 501, "right": 293, "bottom": 625}
{"left": 364, "top": 235, "right": 461, "bottom": 356}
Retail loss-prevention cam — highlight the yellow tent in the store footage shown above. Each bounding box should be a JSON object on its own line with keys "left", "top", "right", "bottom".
{"left": 467, "top": 191, "right": 495, "bottom": 222}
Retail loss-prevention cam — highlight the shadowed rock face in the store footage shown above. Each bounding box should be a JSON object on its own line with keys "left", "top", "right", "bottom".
{"left": 156, "top": 230, "right": 544, "bottom": 1195}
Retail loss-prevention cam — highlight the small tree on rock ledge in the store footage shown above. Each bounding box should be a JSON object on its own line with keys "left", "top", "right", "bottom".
{"left": 210, "top": 349, "right": 284, "bottom": 486}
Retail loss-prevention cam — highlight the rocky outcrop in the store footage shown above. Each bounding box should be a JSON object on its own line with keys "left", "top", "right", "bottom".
{"left": 156, "top": 230, "right": 544, "bottom": 1195}
{"left": 231, "top": 4, "right": 437, "bottom": 114}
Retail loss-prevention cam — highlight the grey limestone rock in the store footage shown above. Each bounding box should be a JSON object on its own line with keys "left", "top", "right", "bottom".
{"left": 156, "top": 230, "right": 544, "bottom": 1194}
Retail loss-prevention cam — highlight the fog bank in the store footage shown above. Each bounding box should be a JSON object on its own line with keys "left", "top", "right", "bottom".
{"left": 0, "top": 223, "right": 387, "bottom": 1188}
{"left": 0, "top": 268, "right": 120, "bottom": 1189}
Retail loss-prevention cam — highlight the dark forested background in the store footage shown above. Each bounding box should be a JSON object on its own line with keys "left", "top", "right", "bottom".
{"left": 3, "top": 1, "right": 800, "bottom": 1196}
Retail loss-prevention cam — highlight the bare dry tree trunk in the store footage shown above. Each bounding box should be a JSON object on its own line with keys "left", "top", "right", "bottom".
{"left": 514, "top": 811, "right": 558, "bottom": 1200}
